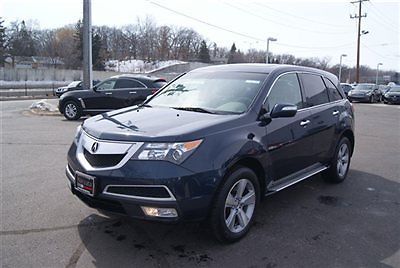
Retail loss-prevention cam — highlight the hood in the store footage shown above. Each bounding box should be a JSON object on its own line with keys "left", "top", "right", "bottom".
{"left": 82, "top": 106, "right": 242, "bottom": 142}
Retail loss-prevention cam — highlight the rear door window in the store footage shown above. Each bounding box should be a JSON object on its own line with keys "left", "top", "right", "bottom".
{"left": 266, "top": 73, "right": 304, "bottom": 111}
{"left": 115, "top": 79, "right": 146, "bottom": 89}
{"left": 300, "top": 73, "right": 329, "bottom": 106}
{"left": 324, "top": 77, "right": 343, "bottom": 101}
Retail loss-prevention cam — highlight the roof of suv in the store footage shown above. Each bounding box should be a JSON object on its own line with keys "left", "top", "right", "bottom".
{"left": 109, "top": 74, "right": 166, "bottom": 82}
{"left": 192, "top": 64, "right": 338, "bottom": 83}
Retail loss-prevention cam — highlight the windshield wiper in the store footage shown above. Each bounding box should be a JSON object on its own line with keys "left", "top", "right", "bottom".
{"left": 171, "top": 107, "right": 216, "bottom": 114}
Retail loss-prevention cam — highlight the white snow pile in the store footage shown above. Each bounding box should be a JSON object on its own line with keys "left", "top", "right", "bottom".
{"left": 105, "top": 60, "right": 186, "bottom": 73}
{"left": 30, "top": 99, "right": 59, "bottom": 113}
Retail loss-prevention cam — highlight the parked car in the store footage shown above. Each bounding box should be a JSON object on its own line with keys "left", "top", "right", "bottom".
{"left": 382, "top": 85, "right": 400, "bottom": 104}
{"left": 340, "top": 83, "right": 353, "bottom": 97}
{"left": 66, "top": 64, "right": 354, "bottom": 242}
{"left": 55, "top": 80, "right": 100, "bottom": 97}
{"left": 59, "top": 75, "right": 167, "bottom": 120}
{"left": 347, "top": 83, "right": 381, "bottom": 103}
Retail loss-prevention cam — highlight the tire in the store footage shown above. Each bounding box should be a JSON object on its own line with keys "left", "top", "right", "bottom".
{"left": 210, "top": 166, "right": 260, "bottom": 243}
{"left": 323, "top": 137, "right": 352, "bottom": 183}
{"left": 369, "top": 96, "right": 374, "bottom": 103}
{"left": 63, "top": 100, "right": 82, "bottom": 120}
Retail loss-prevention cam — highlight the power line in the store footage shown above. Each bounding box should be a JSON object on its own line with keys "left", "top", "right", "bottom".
{"left": 254, "top": 2, "right": 350, "bottom": 29}
{"left": 368, "top": 1, "right": 400, "bottom": 29}
{"left": 148, "top": 1, "right": 265, "bottom": 42}
{"left": 223, "top": 1, "right": 352, "bottom": 35}
{"left": 366, "top": 1, "right": 399, "bottom": 33}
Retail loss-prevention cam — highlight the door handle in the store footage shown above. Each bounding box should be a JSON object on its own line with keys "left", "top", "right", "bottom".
{"left": 129, "top": 91, "right": 137, "bottom": 94}
{"left": 300, "top": 120, "right": 311, "bottom": 126}
{"left": 332, "top": 110, "right": 339, "bottom": 116}
{"left": 105, "top": 92, "right": 112, "bottom": 95}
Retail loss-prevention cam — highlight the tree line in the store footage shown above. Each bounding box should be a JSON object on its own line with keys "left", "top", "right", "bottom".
{"left": 0, "top": 17, "right": 397, "bottom": 83}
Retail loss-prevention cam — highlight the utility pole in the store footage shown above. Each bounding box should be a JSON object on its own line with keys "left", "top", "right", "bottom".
{"left": 350, "top": 0, "right": 368, "bottom": 83}
{"left": 83, "top": 0, "right": 93, "bottom": 89}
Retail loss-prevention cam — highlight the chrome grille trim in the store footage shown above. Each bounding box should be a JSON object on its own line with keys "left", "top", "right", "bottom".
{"left": 103, "top": 185, "right": 176, "bottom": 201}
{"left": 76, "top": 131, "right": 143, "bottom": 171}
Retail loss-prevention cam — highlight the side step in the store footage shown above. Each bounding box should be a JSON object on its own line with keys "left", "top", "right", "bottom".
{"left": 265, "top": 164, "right": 328, "bottom": 196}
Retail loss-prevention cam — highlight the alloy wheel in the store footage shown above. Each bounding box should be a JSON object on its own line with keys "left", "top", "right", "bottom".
{"left": 65, "top": 103, "right": 77, "bottom": 119}
{"left": 224, "top": 179, "right": 256, "bottom": 233}
{"left": 337, "top": 143, "right": 349, "bottom": 178}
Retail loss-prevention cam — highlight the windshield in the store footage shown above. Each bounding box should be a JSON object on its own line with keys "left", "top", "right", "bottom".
{"left": 389, "top": 86, "right": 400, "bottom": 92}
{"left": 147, "top": 71, "right": 267, "bottom": 114}
{"left": 354, "top": 84, "right": 374, "bottom": 91}
{"left": 67, "top": 81, "right": 81, "bottom": 87}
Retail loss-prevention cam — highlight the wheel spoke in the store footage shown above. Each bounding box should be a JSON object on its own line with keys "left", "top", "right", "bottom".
{"left": 225, "top": 193, "right": 236, "bottom": 208}
{"left": 240, "top": 191, "right": 255, "bottom": 206}
{"left": 237, "top": 209, "right": 249, "bottom": 228}
{"left": 225, "top": 209, "right": 236, "bottom": 229}
{"left": 236, "top": 180, "right": 247, "bottom": 198}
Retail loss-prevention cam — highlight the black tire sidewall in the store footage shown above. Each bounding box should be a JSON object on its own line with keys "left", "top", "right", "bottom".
{"left": 211, "top": 167, "right": 260, "bottom": 243}
{"left": 63, "top": 100, "right": 81, "bottom": 120}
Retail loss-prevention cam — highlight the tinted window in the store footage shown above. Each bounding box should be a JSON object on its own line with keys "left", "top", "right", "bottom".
{"left": 96, "top": 79, "right": 116, "bottom": 90}
{"left": 153, "top": 81, "right": 167, "bottom": 88}
{"left": 115, "top": 79, "right": 145, "bottom": 89}
{"left": 300, "top": 74, "right": 329, "bottom": 106}
{"left": 324, "top": 78, "right": 343, "bottom": 101}
{"left": 266, "top": 73, "right": 303, "bottom": 111}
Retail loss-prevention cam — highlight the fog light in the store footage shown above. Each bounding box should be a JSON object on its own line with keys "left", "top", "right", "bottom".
{"left": 141, "top": 206, "right": 178, "bottom": 218}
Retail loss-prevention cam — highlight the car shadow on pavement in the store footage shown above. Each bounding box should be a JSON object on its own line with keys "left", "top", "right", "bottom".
{"left": 76, "top": 169, "right": 400, "bottom": 267}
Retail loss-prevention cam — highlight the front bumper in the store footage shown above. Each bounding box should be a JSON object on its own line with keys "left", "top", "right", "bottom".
{"left": 348, "top": 95, "right": 370, "bottom": 102}
{"left": 66, "top": 144, "right": 221, "bottom": 222}
{"left": 383, "top": 96, "right": 400, "bottom": 104}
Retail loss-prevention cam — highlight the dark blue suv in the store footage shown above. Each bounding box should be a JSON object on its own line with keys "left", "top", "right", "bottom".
{"left": 66, "top": 64, "right": 355, "bottom": 242}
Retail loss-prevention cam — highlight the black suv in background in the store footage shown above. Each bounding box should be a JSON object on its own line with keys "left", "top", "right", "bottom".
{"left": 59, "top": 75, "right": 166, "bottom": 120}
{"left": 347, "top": 83, "right": 381, "bottom": 103}
{"left": 66, "top": 64, "right": 355, "bottom": 242}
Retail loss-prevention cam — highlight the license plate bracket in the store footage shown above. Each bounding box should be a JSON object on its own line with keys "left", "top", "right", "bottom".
{"left": 75, "top": 171, "right": 96, "bottom": 196}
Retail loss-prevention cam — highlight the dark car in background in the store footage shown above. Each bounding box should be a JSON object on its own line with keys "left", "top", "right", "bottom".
{"left": 55, "top": 80, "right": 100, "bottom": 97}
{"left": 383, "top": 85, "right": 400, "bottom": 104}
{"left": 347, "top": 83, "right": 381, "bottom": 103}
{"left": 66, "top": 64, "right": 355, "bottom": 242}
{"left": 59, "top": 75, "right": 166, "bottom": 120}
{"left": 340, "top": 83, "right": 353, "bottom": 97}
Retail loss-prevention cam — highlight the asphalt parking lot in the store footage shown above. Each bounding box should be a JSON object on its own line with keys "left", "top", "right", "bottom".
{"left": 1, "top": 100, "right": 399, "bottom": 268}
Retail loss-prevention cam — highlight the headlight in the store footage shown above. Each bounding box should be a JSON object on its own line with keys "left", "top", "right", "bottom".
{"left": 74, "top": 125, "right": 83, "bottom": 145}
{"left": 384, "top": 93, "right": 389, "bottom": 98}
{"left": 366, "top": 91, "right": 372, "bottom": 96}
{"left": 133, "top": 140, "right": 203, "bottom": 164}
{"left": 348, "top": 91, "right": 353, "bottom": 96}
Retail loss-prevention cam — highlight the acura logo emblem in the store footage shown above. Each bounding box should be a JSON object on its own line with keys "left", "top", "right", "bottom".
{"left": 91, "top": 142, "right": 99, "bottom": 153}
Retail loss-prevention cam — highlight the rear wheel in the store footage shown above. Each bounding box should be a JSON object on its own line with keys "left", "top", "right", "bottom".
{"left": 369, "top": 96, "right": 374, "bottom": 103}
{"left": 210, "top": 167, "right": 260, "bottom": 243}
{"left": 323, "top": 137, "right": 352, "bottom": 183}
{"left": 63, "top": 100, "right": 82, "bottom": 120}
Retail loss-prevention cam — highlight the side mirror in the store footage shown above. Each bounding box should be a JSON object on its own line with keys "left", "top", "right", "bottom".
{"left": 270, "top": 103, "right": 298, "bottom": 118}
{"left": 92, "top": 85, "right": 98, "bottom": 92}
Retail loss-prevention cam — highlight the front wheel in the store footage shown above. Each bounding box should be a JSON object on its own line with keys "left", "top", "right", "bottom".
{"left": 323, "top": 137, "right": 352, "bottom": 183}
{"left": 210, "top": 167, "right": 260, "bottom": 243}
{"left": 63, "top": 100, "right": 82, "bottom": 120}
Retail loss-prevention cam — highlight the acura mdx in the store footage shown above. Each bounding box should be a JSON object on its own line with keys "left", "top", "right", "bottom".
{"left": 66, "top": 64, "right": 355, "bottom": 242}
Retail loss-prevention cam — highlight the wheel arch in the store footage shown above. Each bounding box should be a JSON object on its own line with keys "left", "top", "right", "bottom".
{"left": 341, "top": 129, "right": 355, "bottom": 156}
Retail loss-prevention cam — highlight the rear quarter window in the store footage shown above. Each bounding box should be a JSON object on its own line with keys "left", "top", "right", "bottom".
{"left": 324, "top": 78, "right": 343, "bottom": 101}
{"left": 300, "top": 73, "right": 329, "bottom": 106}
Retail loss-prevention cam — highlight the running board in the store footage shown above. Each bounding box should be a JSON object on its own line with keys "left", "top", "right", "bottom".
{"left": 266, "top": 165, "right": 328, "bottom": 195}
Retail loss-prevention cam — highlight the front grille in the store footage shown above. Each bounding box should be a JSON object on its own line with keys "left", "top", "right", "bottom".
{"left": 105, "top": 186, "right": 172, "bottom": 199}
{"left": 83, "top": 149, "right": 125, "bottom": 167}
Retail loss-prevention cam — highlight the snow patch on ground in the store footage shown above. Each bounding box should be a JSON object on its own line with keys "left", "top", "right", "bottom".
{"left": 30, "top": 99, "right": 59, "bottom": 113}
{"left": 105, "top": 60, "right": 186, "bottom": 73}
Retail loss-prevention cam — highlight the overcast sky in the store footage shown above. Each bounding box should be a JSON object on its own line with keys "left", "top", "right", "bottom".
{"left": 2, "top": 0, "right": 399, "bottom": 71}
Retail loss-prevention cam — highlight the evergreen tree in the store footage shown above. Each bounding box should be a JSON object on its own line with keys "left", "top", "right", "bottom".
{"left": 0, "top": 18, "right": 6, "bottom": 66}
{"left": 227, "top": 43, "right": 237, "bottom": 64}
{"left": 8, "top": 20, "right": 36, "bottom": 58}
{"left": 92, "top": 33, "right": 105, "bottom": 70}
{"left": 198, "top": 40, "right": 210, "bottom": 63}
